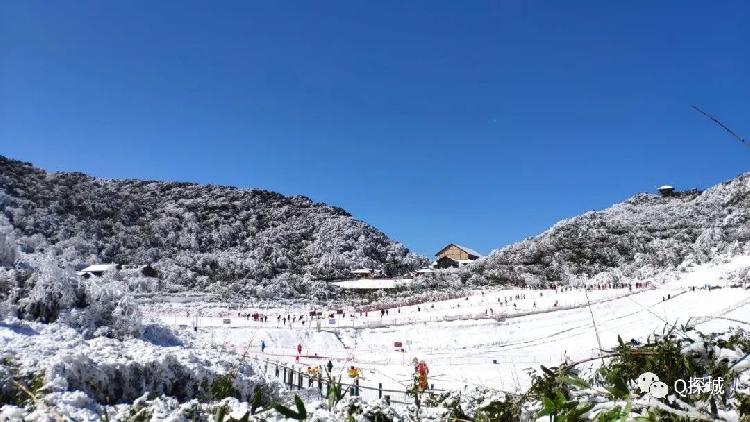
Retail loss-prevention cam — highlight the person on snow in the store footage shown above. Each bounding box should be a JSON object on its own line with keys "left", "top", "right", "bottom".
{"left": 261, "top": 340, "right": 266, "bottom": 353}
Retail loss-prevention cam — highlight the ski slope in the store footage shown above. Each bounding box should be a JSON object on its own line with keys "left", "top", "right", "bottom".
{"left": 150, "top": 255, "right": 750, "bottom": 395}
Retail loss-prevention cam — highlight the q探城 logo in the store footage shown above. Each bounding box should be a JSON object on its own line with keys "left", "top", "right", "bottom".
{"left": 636, "top": 372, "right": 669, "bottom": 398}
{"left": 635, "top": 372, "right": 725, "bottom": 399}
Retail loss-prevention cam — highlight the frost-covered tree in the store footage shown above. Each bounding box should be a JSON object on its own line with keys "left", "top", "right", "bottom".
{"left": 0, "top": 156, "right": 426, "bottom": 296}
{"left": 457, "top": 173, "right": 750, "bottom": 287}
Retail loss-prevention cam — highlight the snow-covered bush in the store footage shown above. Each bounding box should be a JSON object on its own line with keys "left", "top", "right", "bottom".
{"left": 15, "top": 258, "right": 83, "bottom": 323}
{"left": 3, "top": 258, "right": 143, "bottom": 339}
{"left": 61, "top": 277, "right": 143, "bottom": 339}
{"left": 46, "top": 350, "right": 268, "bottom": 404}
{"left": 0, "top": 231, "right": 17, "bottom": 268}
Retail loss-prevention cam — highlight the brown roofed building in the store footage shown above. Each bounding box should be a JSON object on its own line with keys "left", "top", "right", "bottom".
{"left": 433, "top": 244, "right": 483, "bottom": 269}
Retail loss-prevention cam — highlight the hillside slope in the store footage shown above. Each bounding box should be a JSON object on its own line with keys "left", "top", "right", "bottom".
{"left": 0, "top": 156, "right": 424, "bottom": 294}
{"left": 464, "top": 174, "right": 750, "bottom": 286}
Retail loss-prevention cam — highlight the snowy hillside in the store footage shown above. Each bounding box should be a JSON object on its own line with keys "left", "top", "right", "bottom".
{"left": 0, "top": 156, "right": 424, "bottom": 295}
{"left": 462, "top": 173, "right": 750, "bottom": 287}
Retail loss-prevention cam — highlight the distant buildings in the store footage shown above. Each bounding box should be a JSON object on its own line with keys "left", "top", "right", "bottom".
{"left": 77, "top": 263, "right": 120, "bottom": 278}
{"left": 77, "top": 263, "right": 158, "bottom": 279}
{"left": 656, "top": 185, "right": 703, "bottom": 198}
{"left": 431, "top": 244, "right": 483, "bottom": 269}
{"left": 351, "top": 268, "right": 383, "bottom": 279}
{"left": 349, "top": 243, "right": 485, "bottom": 279}
{"left": 658, "top": 185, "right": 675, "bottom": 197}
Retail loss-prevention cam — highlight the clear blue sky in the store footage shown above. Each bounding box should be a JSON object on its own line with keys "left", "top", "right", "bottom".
{"left": 1, "top": 1, "right": 748, "bottom": 257}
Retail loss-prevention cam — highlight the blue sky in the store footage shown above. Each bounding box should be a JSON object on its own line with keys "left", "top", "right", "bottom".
{"left": 1, "top": 1, "right": 748, "bottom": 257}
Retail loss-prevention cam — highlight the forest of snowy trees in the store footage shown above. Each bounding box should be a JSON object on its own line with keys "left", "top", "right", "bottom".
{"left": 457, "top": 172, "right": 750, "bottom": 287}
{"left": 0, "top": 156, "right": 425, "bottom": 296}
{"left": 3, "top": 154, "right": 750, "bottom": 298}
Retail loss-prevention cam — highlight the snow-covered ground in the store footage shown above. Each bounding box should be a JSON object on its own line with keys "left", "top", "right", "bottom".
{"left": 329, "top": 278, "right": 414, "bottom": 289}
{"left": 145, "top": 255, "right": 750, "bottom": 403}
{"left": 4, "top": 254, "right": 750, "bottom": 419}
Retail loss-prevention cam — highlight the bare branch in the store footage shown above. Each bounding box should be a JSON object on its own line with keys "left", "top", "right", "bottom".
{"left": 692, "top": 105, "right": 749, "bottom": 148}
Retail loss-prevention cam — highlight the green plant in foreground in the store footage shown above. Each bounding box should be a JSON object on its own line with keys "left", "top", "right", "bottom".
{"left": 325, "top": 372, "right": 350, "bottom": 410}
{"left": 529, "top": 365, "right": 592, "bottom": 421}
{"left": 211, "top": 373, "right": 239, "bottom": 400}
{"left": 272, "top": 394, "right": 307, "bottom": 421}
{"left": 250, "top": 387, "right": 263, "bottom": 415}
{"left": 595, "top": 399, "right": 631, "bottom": 422}
{"left": 474, "top": 399, "right": 521, "bottom": 422}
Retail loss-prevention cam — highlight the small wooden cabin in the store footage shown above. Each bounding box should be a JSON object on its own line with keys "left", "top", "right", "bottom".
{"left": 435, "top": 244, "right": 482, "bottom": 261}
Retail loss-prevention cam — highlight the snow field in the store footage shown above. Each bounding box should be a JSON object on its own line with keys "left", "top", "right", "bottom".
{"left": 147, "top": 256, "right": 750, "bottom": 401}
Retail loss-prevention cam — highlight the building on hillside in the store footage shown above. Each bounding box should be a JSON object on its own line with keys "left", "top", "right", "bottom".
{"left": 658, "top": 185, "right": 675, "bottom": 197}
{"left": 435, "top": 244, "right": 482, "bottom": 261}
{"left": 351, "top": 268, "right": 382, "bottom": 279}
{"left": 432, "top": 244, "right": 483, "bottom": 269}
{"left": 414, "top": 268, "right": 434, "bottom": 275}
{"left": 77, "top": 263, "right": 120, "bottom": 278}
{"left": 434, "top": 256, "right": 478, "bottom": 269}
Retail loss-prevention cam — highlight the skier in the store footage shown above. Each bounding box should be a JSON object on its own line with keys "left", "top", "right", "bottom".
{"left": 261, "top": 340, "right": 266, "bottom": 353}
{"left": 297, "top": 343, "right": 302, "bottom": 355}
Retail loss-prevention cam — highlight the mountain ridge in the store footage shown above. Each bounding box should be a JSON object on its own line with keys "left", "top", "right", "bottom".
{"left": 0, "top": 155, "right": 425, "bottom": 297}
{"left": 461, "top": 172, "right": 750, "bottom": 287}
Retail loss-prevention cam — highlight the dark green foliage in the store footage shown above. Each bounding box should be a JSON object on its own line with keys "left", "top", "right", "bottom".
{"left": 211, "top": 405, "right": 251, "bottom": 422}
{"left": 423, "top": 390, "right": 520, "bottom": 421}
{"left": 272, "top": 394, "right": 307, "bottom": 420}
{"left": 210, "top": 373, "right": 238, "bottom": 400}
{"left": 475, "top": 399, "right": 521, "bottom": 422}
{"left": 737, "top": 393, "right": 750, "bottom": 416}
{"left": 529, "top": 365, "right": 592, "bottom": 421}
{"left": 250, "top": 387, "right": 263, "bottom": 415}
{"left": 326, "top": 372, "right": 349, "bottom": 410}
{"left": 0, "top": 357, "right": 45, "bottom": 406}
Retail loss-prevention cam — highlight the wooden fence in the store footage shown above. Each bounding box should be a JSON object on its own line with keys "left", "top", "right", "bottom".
{"left": 254, "top": 357, "right": 444, "bottom": 406}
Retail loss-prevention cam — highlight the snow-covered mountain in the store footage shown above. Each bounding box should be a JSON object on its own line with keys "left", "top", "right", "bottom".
{"left": 464, "top": 173, "right": 750, "bottom": 287}
{"left": 0, "top": 155, "right": 424, "bottom": 294}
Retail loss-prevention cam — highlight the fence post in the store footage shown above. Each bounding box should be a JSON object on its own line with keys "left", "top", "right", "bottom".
{"left": 355, "top": 379, "right": 360, "bottom": 397}
{"left": 378, "top": 382, "right": 382, "bottom": 399}
{"left": 318, "top": 375, "right": 323, "bottom": 392}
{"left": 298, "top": 370, "right": 303, "bottom": 390}
{"left": 282, "top": 367, "right": 286, "bottom": 382}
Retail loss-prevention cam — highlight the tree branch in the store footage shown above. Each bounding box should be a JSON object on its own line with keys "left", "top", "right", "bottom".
{"left": 692, "top": 105, "right": 749, "bottom": 148}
